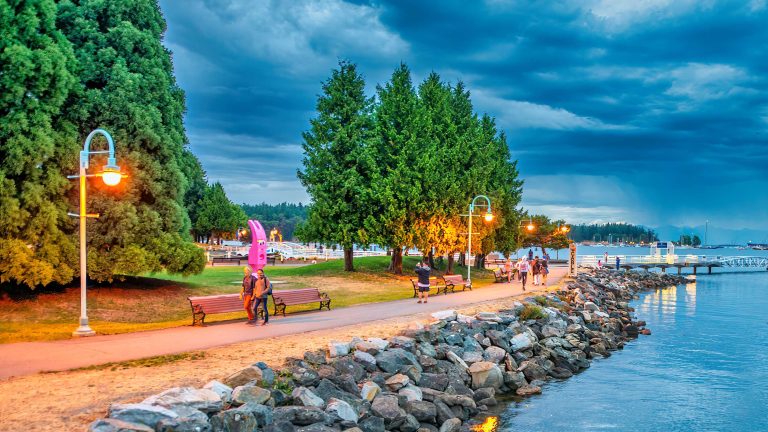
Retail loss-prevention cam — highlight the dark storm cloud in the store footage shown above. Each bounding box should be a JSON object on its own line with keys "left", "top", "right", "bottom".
{"left": 159, "top": 0, "right": 768, "bottom": 233}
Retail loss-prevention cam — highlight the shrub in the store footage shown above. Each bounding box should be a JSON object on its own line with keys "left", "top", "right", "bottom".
{"left": 519, "top": 304, "right": 546, "bottom": 321}
{"left": 534, "top": 296, "right": 547, "bottom": 306}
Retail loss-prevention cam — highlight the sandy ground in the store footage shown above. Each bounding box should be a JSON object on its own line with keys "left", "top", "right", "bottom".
{"left": 0, "top": 283, "right": 562, "bottom": 432}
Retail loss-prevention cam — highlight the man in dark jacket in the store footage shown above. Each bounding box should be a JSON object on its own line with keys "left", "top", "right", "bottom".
{"left": 251, "top": 269, "right": 271, "bottom": 326}
{"left": 415, "top": 260, "right": 431, "bottom": 304}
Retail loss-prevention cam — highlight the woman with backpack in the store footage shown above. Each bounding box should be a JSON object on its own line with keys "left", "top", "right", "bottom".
{"left": 541, "top": 258, "right": 549, "bottom": 287}
{"left": 532, "top": 256, "right": 541, "bottom": 286}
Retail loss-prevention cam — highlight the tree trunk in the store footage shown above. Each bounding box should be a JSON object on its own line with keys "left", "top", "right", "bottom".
{"left": 540, "top": 245, "right": 548, "bottom": 259}
{"left": 389, "top": 247, "right": 403, "bottom": 275}
{"left": 344, "top": 247, "right": 354, "bottom": 272}
{"left": 447, "top": 253, "right": 455, "bottom": 275}
{"left": 458, "top": 252, "right": 465, "bottom": 267}
{"left": 427, "top": 249, "right": 435, "bottom": 269}
{"left": 475, "top": 253, "right": 486, "bottom": 269}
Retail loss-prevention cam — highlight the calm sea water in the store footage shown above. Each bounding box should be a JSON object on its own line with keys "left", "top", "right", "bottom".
{"left": 497, "top": 271, "right": 768, "bottom": 432}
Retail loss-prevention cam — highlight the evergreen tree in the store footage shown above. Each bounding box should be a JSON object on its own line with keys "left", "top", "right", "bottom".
{"left": 56, "top": 0, "right": 206, "bottom": 281}
{"left": 297, "top": 60, "right": 376, "bottom": 271}
{"left": 194, "top": 182, "right": 247, "bottom": 242}
{"left": 0, "top": 0, "right": 79, "bottom": 287}
{"left": 367, "top": 63, "right": 426, "bottom": 274}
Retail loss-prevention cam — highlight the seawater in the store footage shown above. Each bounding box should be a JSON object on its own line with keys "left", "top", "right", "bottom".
{"left": 496, "top": 272, "right": 768, "bottom": 432}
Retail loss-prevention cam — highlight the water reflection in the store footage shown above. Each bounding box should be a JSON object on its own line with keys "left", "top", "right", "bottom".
{"left": 472, "top": 416, "right": 499, "bottom": 432}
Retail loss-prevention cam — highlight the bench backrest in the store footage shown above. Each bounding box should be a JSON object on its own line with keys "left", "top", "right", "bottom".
{"left": 443, "top": 275, "right": 466, "bottom": 284}
{"left": 493, "top": 269, "right": 502, "bottom": 276}
{"left": 411, "top": 277, "right": 442, "bottom": 287}
{"left": 188, "top": 293, "right": 242, "bottom": 314}
{"left": 272, "top": 288, "right": 323, "bottom": 305}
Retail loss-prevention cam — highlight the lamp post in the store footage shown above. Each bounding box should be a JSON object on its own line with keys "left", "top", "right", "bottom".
{"left": 68, "top": 129, "right": 122, "bottom": 337}
{"left": 466, "top": 195, "right": 493, "bottom": 283}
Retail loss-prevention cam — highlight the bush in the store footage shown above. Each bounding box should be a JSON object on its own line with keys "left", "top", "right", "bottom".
{"left": 519, "top": 304, "right": 546, "bottom": 321}
{"left": 534, "top": 296, "right": 547, "bottom": 306}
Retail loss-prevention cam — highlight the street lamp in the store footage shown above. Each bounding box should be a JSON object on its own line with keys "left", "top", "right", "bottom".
{"left": 517, "top": 219, "right": 536, "bottom": 257}
{"left": 68, "top": 129, "right": 123, "bottom": 337}
{"left": 466, "top": 195, "right": 493, "bottom": 283}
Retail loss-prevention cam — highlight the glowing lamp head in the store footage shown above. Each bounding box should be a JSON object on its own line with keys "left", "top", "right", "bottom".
{"left": 561, "top": 226, "right": 570, "bottom": 233}
{"left": 484, "top": 212, "right": 494, "bottom": 222}
{"left": 527, "top": 223, "right": 535, "bottom": 232}
{"left": 101, "top": 164, "right": 122, "bottom": 186}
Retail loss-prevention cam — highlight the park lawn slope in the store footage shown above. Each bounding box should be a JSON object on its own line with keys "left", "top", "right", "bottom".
{"left": 0, "top": 256, "right": 495, "bottom": 343}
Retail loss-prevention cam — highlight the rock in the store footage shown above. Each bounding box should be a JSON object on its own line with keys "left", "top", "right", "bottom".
{"left": 291, "top": 366, "right": 321, "bottom": 387}
{"left": 333, "top": 357, "right": 366, "bottom": 382}
{"left": 304, "top": 349, "right": 328, "bottom": 365}
{"left": 210, "top": 405, "right": 259, "bottom": 431}
{"left": 461, "top": 351, "right": 483, "bottom": 364}
{"left": 88, "top": 418, "right": 154, "bottom": 432}
{"left": 358, "top": 416, "right": 385, "bottom": 432}
{"left": 445, "top": 351, "right": 468, "bottom": 371}
{"left": 438, "top": 394, "right": 476, "bottom": 409}
{"left": 239, "top": 403, "right": 274, "bottom": 427}
{"left": 433, "top": 399, "right": 456, "bottom": 425}
{"left": 401, "top": 414, "right": 421, "bottom": 432}
{"left": 467, "top": 362, "right": 503, "bottom": 390}
{"left": 232, "top": 385, "right": 272, "bottom": 406}
{"left": 360, "top": 381, "right": 381, "bottom": 402}
{"left": 401, "top": 364, "right": 422, "bottom": 385}
{"left": 541, "top": 325, "right": 565, "bottom": 338}
{"left": 108, "top": 403, "right": 178, "bottom": 429}
{"left": 376, "top": 348, "right": 421, "bottom": 374}
{"left": 443, "top": 333, "right": 463, "bottom": 346}
{"left": 482, "top": 346, "right": 506, "bottom": 364}
{"left": 371, "top": 394, "right": 405, "bottom": 421}
{"left": 389, "top": 336, "right": 417, "bottom": 351}
{"left": 292, "top": 387, "right": 325, "bottom": 408}
{"left": 439, "top": 418, "right": 461, "bottom": 432}
{"left": 273, "top": 406, "right": 330, "bottom": 426}
{"left": 354, "top": 350, "right": 377, "bottom": 368}
{"left": 548, "top": 367, "right": 573, "bottom": 379}
{"left": 510, "top": 333, "right": 533, "bottom": 352}
{"left": 502, "top": 371, "right": 527, "bottom": 391}
{"left": 326, "top": 398, "right": 358, "bottom": 423}
{"left": 406, "top": 401, "right": 437, "bottom": 423}
{"left": 515, "top": 385, "right": 542, "bottom": 396}
{"left": 584, "top": 302, "right": 599, "bottom": 312}
{"left": 142, "top": 386, "right": 222, "bottom": 414}
{"left": 641, "top": 328, "right": 652, "bottom": 335}
{"left": 417, "top": 342, "right": 437, "bottom": 358}
{"left": 472, "top": 388, "right": 494, "bottom": 402}
{"left": 475, "top": 312, "right": 501, "bottom": 322}
{"left": 328, "top": 341, "right": 351, "bottom": 357}
{"left": 456, "top": 314, "right": 474, "bottom": 324}
{"left": 419, "top": 373, "right": 448, "bottom": 391}
{"left": 367, "top": 337, "right": 390, "bottom": 351}
{"left": 203, "top": 380, "right": 233, "bottom": 404}
{"left": 354, "top": 341, "right": 380, "bottom": 355}
{"left": 297, "top": 425, "right": 337, "bottom": 432}
{"left": 431, "top": 310, "right": 457, "bottom": 321}
{"left": 399, "top": 384, "right": 423, "bottom": 402}
{"left": 386, "top": 373, "right": 411, "bottom": 391}
{"left": 518, "top": 361, "right": 548, "bottom": 383}
{"left": 223, "top": 365, "right": 263, "bottom": 388}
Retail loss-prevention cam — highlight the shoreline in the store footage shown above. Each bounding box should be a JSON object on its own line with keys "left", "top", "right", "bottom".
{"left": 79, "top": 269, "right": 686, "bottom": 432}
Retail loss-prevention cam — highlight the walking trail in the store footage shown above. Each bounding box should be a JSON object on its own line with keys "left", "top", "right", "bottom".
{"left": 0, "top": 267, "right": 567, "bottom": 380}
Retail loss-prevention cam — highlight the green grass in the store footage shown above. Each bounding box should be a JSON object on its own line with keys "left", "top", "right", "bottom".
{"left": 0, "top": 256, "right": 495, "bottom": 344}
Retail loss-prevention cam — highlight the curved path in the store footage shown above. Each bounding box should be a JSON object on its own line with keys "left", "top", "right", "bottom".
{"left": 0, "top": 267, "right": 567, "bottom": 380}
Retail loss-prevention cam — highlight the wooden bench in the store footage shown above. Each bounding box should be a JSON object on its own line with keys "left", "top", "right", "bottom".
{"left": 210, "top": 257, "right": 248, "bottom": 266}
{"left": 493, "top": 268, "right": 507, "bottom": 283}
{"left": 410, "top": 277, "right": 447, "bottom": 297}
{"left": 187, "top": 293, "right": 266, "bottom": 326}
{"left": 442, "top": 274, "right": 472, "bottom": 292}
{"left": 272, "top": 288, "right": 331, "bottom": 317}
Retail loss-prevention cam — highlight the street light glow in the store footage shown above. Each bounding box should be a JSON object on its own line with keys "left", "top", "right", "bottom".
{"left": 484, "top": 212, "right": 493, "bottom": 222}
{"left": 527, "top": 223, "right": 535, "bottom": 231}
{"left": 101, "top": 166, "right": 122, "bottom": 186}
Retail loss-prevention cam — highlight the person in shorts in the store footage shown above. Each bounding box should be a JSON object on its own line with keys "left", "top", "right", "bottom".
{"left": 415, "top": 260, "right": 431, "bottom": 303}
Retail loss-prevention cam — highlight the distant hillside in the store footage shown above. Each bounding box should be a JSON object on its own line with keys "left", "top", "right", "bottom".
{"left": 240, "top": 202, "right": 308, "bottom": 240}
{"left": 654, "top": 224, "right": 768, "bottom": 245}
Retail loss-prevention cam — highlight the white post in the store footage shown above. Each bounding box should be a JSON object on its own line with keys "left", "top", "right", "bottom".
{"left": 467, "top": 203, "right": 473, "bottom": 282}
{"left": 73, "top": 159, "right": 95, "bottom": 337}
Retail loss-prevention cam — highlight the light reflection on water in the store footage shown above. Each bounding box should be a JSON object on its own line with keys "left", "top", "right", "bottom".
{"left": 497, "top": 272, "right": 768, "bottom": 432}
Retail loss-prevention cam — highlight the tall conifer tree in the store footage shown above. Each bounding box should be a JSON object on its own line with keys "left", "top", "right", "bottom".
{"left": 0, "top": 0, "right": 79, "bottom": 287}
{"left": 297, "top": 60, "right": 375, "bottom": 271}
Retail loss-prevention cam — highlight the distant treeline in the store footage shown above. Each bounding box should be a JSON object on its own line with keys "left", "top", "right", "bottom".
{"left": 240, "top": 202, "right": 308, "bottom": 240}
{"left": 570, "top": 223, "right": 657, "bottom": 243}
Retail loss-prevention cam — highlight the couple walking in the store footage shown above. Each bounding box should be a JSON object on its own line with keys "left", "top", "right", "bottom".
{"left": 505, "top": 255, "right": 549, "bottom": 291}
{"left": 240, "top": 266, "right": 271, "bottom": 325}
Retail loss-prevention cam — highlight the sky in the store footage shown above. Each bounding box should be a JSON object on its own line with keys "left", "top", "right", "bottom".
{"left": 158, "top": 0, "right": 768, "bottom": 240}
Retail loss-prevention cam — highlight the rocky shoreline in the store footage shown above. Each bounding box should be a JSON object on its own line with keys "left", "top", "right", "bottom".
{"left": 89, "top": 269, "right": 687, "bottom": 432}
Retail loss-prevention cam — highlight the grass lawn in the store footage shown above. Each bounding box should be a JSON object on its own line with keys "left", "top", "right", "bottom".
{"left": 0, "top": 256, "right": 496, "bottom": 344}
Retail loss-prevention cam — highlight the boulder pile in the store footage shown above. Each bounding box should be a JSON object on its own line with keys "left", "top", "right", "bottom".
{"left": 90, "top": 269, "right": 686, "bottom": 432}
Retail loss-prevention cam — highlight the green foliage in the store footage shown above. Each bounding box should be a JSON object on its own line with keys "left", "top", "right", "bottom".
{"left": 297, "top": 60, "right": 377, "bottom": 271}
{"left": 194, "top": 183, "right": 247, "bottom": 241}
{"left": 534, "top": 296, "right": 547, "bottom": 306}
{"left": 519, "top": 304, "right": 546, "bottom": 321}
{"left": 570, "top": 223, "right": 657, "bottom": 244}
{"left": 240, "top": 202, "right": 307, "bottom": 240}
{"left": 518, "top": 214, "right": 571, "bottom": 254}
{"left": 0, "top": 0, "right": 79, "bottom": 287}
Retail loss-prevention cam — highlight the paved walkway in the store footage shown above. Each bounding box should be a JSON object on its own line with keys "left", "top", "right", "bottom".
{"left": 0, "top": 267, "right": 567, "bottom": 380}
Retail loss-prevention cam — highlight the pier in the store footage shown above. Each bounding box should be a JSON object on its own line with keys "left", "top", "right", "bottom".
{"left": 579, "top": 255, "right": 768, "bottom": 274}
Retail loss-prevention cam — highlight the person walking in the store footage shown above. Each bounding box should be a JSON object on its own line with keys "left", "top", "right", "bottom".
{"left": 505, "top": 257, "right": 514, "bottom": 283}
{"left": 240, "top": 266, "right": 255, "bottom": 324}
{"left": 519, "top": 257, "right": 530, "bottom": 291}
{"left": 615, "top": 256, "right": 621, "bottom": 272}
{"left": 532, "top": 256, "right": 541, "bottom": 286}
{"left": 528, "top": 249, "right": 534, "bottom": 261}
{"left": 251, "top": 268, "right": 271, "bottom": 326}
{"left": 541, "top": 258, "right": 549, "bottom": 286}
{"left": 415, "top": 260, "right": 431, "bottom": 303}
